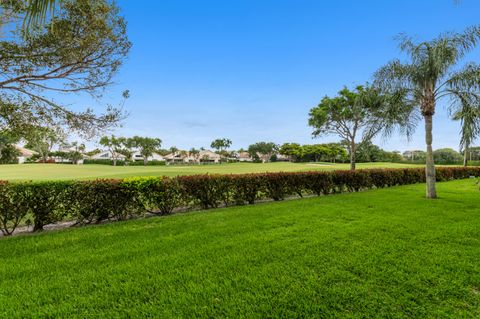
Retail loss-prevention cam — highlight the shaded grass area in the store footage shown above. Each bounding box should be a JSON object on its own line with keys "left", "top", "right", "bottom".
{"left": 0, "top": 179, "right": 479, "bottom": 317}
{"left": 0, "top": 162, "right": 426, "bottom": 181}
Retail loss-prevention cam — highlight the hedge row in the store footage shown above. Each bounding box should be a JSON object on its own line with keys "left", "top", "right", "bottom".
{"left": 0, "top": 167, "right": 479, "bottom": 236}
{"left": 83, "top": 159, "right": 166, "bottom": 166}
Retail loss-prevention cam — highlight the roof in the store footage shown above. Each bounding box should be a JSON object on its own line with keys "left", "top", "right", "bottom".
{"left": 15, "top": 146, "right": 37, "bottom": 157}
{"left": 90, "top": 151, "right": 126, "bottom": 159}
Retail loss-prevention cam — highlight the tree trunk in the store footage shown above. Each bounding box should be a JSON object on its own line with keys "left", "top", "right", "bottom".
{"left": 144, "top": 157, "right": 148, "bottom": 166}
{"left": 350, "top": 140, "right": 356, "bottom": 170}
{"left": 463, "top": 145, "right": 469, "bottom": 167}
{"left": 113, "top": 158, "right": 117, "bottom": 166}
{"left": 424, "top": 114, "right": 437, "bottom": 199}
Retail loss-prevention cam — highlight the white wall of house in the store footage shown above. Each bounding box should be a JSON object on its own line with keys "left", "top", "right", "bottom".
{"left": 90, "top": 151, "right": 126, "bottom": 161}
{"left": 131, "top": 152, "right": 164, "bottom": 162}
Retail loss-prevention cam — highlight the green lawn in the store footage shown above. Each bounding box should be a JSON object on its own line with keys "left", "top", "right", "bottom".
{"left": 0, "top": 179, "right": 479, "bottom": 317}
{"left": 0, "top": 162, "right": 426, "bottom": 180}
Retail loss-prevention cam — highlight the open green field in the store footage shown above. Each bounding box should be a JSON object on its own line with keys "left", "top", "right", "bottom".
{"left": 0, "top": 179, "right": 479, "bottom": 317}
{"left": 0, "top": 162, "right": 427, "bottom": 180}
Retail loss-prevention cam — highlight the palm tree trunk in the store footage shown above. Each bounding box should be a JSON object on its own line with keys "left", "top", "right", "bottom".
{"left": 463, "top": 144, "right": 469, "bottom": 167}
{"left": 424, "top": 114, "right": 437, "bottom": 199}
{"left": 350, "top": 140, "right": 356, "bottom": 170}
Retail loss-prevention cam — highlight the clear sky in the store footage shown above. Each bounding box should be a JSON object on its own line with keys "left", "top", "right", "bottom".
{"left": 102, "top": 0, "right": 480, "bottom": 151}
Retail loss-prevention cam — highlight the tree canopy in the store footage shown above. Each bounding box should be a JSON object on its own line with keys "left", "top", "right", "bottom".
{"left": 131, "top": 136, "right": 162, "bottom": 165}
{"left": 0, "top": 0, "right": 131, "bottom": 138}
{"left": 308, "top": 85, "right": 403, "bottom": 170}
{"left": 374, "top": 26, "right": 480, "bottom": 198}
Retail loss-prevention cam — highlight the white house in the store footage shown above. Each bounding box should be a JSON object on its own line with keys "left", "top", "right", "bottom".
{"left": 90, "top": 150, "right": 127, "bottom": 161}
{"left": 198, "top": 150, "right": 221, "bottom": 163}
{"left": 131, "top": 151, "right": 164, "bottom": 162}
{"left": 164, "top": 150, "right": 222, "bottom": 164}
{"left": 235, "top": 151, "right": 253, "bottom": 162}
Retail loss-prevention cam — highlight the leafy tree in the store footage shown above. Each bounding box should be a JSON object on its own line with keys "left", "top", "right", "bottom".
{"left": 131, "top": 136, "right": 162, "bottom": 166}
{"left": 25, "top": 127, "right": 64, "bottom": 163}
{"left": 117, "top": 137, "right": 135, "bottom": 162}
{"left": 99, "top": 135, "right": 123, "bottom": 166}
{"left": 279, "top": 143, "right": 303, "bottom": 162}
{"left": 308, "top": 86, "right": 401, "bottom": 170}
{"left": 169, "top": 146, "right": 179, "bottom": 154}
{"left": 355, "top": 141, "right": 382, "bottom": 162}
{"left": 355, "top": 141, "right": 403, "bottom": 163}
{"left": 65, "top": 141, "right": 86, "bottom": 164}
{"left": 433, "top": 148, "right": 463, "bottom": 165}
{"left": 0, "top": 0, "right": 130, "bottom": 137}
{"left": 302, "top": 144, "right": 330, "bottom": 162}
{"left": 0, "top": 131, "right": 20, "bottom": 164}
{"left": 374, "top": 26, "right": 480, "bottom": 198}
{"left": 325, "top": 143, "right": 348, "bottom": 163}
{"left": 248, "top": 142, "right": 278, "bottom": 163}
{"left": 210, "top": 138, "right": 232, "bottom": 154}
{"left": 85, "top": 148, "right": 102, "bottom": 157}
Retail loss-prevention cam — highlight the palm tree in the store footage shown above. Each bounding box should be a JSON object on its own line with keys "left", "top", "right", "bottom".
{"left": 451, "top": 93, "right": 480, "bottom": 166}
{"left": 23, "top": 0, "right": 61, "bottom": 30}
{"left": 375, "top": 26, "right": 480, "bottom": 198}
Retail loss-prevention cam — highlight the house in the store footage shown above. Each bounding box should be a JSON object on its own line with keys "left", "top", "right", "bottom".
{"left": 235, "top": 151, "right": 253, "bottom": 162}
{"left": 16, "top": 146, "right": 37, "bottom": 164}
{"left": 131, "top": 151, "right": 164, "bottom": 162}
{"left": 198, "top": 150, "right": 221, "bottom": 163}
{"left": 90, "top": 150, "right": 127, "bottom": 162}
{"left": 164, "top": 150, "right": 222, "bottom": 164}
{"left": 163, "top": 152, "right": 191, "bottom": 164}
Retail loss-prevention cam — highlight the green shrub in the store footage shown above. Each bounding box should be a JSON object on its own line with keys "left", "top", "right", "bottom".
{"left": 26, "top": 181, "right": 72, "bottom": 231}
{"left": 0, "top": 182, "right": 30, "bottom": 235}
{"left": 83, "top": 159, "right": 166, "bottom": 166}
{"left": 230, "top": 174, "right": 264, "bottom": 205}
{"left": 128, "top": 160, "right": 166, "bottom": 166}
{"left": 1, "top": 167, "right": 480, "bottom": 235}
{"left": 83, "top": 159, "right": 126, "bottom": 166}
{"left": 69, "top": 179, "right": 136, "bottom": 224}
{"left": 178, "top": 175, "right": 231, "bottom": 209}
{"left": 123, "top": 177, "right": 183, "bottom": 215}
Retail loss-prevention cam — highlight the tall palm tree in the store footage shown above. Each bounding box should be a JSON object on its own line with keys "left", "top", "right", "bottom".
{"left": 451, "top": 93, "right": 480, "bottom": 166}
{"left": 375, "top": 26, "right": 480, "bottom": 198}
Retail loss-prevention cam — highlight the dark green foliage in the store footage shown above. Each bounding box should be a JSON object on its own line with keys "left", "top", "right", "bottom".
{"left": 178, "top": 175, "right": 231, "bottom": 209}
{"left": 69, "top": 179, "right": 135, "bottom": 224}
{"left": 0, "top": 167, "right": 480, "bottom": 235}
{"left": 123, "top": 177, "right": 183, "bottom": 215}
{"left": 0, "top": 182, "right": 29, "bottom": 235}
{"left": 433, "top": 148, "right": 463, "bottom": 164}
{"left": 26, "top": 181, "right": 71, "bottom": 231}
{"left": 0, "top": 144, "right": 20, "bottom": 164}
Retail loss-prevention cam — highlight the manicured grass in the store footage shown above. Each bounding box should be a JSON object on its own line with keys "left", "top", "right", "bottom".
{"left": 0, "top": 179, "right": 479, "bottom": 317}
{"left": 0, "top": 162, "right": 426, "bottom": 180}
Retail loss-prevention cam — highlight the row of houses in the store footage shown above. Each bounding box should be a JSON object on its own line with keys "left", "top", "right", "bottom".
{"left": 14, "top": 146, "right": 284, "bottom": 164}
{"left": 91, "top": 150, "right": 254, "bottom": 164}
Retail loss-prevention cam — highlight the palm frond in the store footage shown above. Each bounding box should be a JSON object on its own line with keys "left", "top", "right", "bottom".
{"left": 449, "top": 92, "right": 480, "bottom": 149}
{"left": 444, "top": 63, "right": 480, "bottom": 94}
{"left": 23, "top": 0, "right": 61, "bottom": 31}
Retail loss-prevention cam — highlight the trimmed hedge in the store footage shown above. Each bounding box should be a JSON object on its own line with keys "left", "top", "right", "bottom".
{"left": 0, "top": 167, "right": 479, "bottom": 236}
{"left": 83, "top": 159, "right": 166, "bottom": 166}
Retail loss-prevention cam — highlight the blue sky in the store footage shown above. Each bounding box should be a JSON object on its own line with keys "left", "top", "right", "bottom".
{"left": 100, "top": 0, "right": 480, "bottom": 151}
